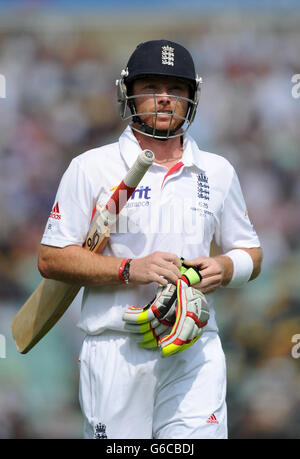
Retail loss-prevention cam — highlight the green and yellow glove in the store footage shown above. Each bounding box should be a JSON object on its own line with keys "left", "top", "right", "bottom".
{"left": 159, "top": 266, "right": 210, "bottom": 357}
{"left": 122, "top": 283, "right": 177, "bottom": 348}
{"left": 122, "top": 259, "right": 209, "bottom": 353}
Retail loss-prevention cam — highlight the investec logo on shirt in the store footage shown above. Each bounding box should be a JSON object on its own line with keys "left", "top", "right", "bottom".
{"left": 126, "top": 185, "right": 151, "bottom": 208}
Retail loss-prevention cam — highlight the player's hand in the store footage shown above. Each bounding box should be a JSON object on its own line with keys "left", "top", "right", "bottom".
{"left": 129, "top": 251, "right": 182, "bottom": 286}
{"left": 182, "top": 256, "right": 224, "bottom": 294}
{"left": 123, "top": 261, "right": 202, "bottom": 349}
{"left": 122, "top": 283, "right": 177, "bottom": 348}
{"left": 159, "top": 277, "right": 210, "bottom": 358}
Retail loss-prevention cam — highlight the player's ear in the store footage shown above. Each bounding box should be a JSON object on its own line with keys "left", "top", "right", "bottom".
{"left": 116, "top": 77, "right": 129, "bottom": 118}
{"left": 125, "top": 81, "right": 138, "bottom": 118}
{"left": 126, "top": 81, "right": 133, "bottom": 97}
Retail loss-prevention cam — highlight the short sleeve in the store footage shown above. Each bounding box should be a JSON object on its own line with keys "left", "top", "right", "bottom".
{"left": 41, "top": 158, "right": 95, "bottom": 248}
{"left": 214, "top": 167, "right": 261, "bottom": 253}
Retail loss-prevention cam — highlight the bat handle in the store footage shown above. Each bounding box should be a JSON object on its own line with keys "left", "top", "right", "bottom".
{"left": 97, "top": 205, "right": 116, "bottom": 227}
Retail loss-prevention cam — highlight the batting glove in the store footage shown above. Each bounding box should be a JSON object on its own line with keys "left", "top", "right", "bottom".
{"left": 122, "top": 283, "right": 177, "bottom": 348}
{"left": 122, "top": 259, "right": 192, "bottom": 348}
{"left": 122, "top": 261, "right": 206, "bottom": 350}
{"left": 159, "top": 272, "right": 210, "bottom": 358}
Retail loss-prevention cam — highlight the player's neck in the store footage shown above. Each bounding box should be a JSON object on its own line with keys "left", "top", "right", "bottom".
{"left": 134, "top": 131, "right": 183, "bottom": 169}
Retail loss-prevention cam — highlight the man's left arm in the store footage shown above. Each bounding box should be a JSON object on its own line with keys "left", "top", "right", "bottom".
{"left": 189, "top": 164, "right": 263, "bottom": 294}
{"left": 184, "top": 247, "right": 263, "bottom": 294}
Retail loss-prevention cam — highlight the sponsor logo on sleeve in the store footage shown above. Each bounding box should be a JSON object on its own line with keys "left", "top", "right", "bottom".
{"left": 50, "top": 202, "right": 61, "bottom": 220}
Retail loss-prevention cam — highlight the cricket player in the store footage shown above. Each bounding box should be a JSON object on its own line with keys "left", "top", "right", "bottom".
{"left": 38, "top": 40, "right": 262, "bottom": 439}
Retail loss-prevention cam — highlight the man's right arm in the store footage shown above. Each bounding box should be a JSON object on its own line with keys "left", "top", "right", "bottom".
{"left": 38, "top": 245, "right": 181, "bottom": 287}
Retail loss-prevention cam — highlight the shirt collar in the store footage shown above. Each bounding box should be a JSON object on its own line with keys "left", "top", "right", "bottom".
{"left": 118, "top": 126, "right": 143, "bottom": 169}
{"left": 182, "top": 133, "right": 206, "bottom": 172}
{"left": 119, "top": 126, "right": 206, "bottom": 172}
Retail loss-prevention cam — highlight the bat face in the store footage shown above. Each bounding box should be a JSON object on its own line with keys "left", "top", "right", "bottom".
{"left": 11, "top": 150, "right": 155, "bottom": 353}
{"left": 11, "top": 280, "right": 81, "bottom": 354}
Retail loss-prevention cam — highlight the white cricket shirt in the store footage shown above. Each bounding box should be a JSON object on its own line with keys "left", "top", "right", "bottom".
{"left": 41, "top": 126, "right": 260, "bottom": 335}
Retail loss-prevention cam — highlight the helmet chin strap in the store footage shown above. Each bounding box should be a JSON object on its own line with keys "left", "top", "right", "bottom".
{"left": 131, "top": 115, "right": 186, "bottom": 141}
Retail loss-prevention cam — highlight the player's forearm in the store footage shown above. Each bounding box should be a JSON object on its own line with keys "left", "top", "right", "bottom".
{"left": 38, "top": 244, "right": 123, "bottom": 286}
{"left": 212, "top": 255, "right": 233, "bottom": 287}
{"left": 242, "top": 247, "right": 263, "bottom": 280}
{"left": 215, "top": 247, "right": 263, "bottom": 286}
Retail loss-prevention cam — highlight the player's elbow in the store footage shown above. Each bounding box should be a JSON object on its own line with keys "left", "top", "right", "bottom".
{"left": 37, "top": 245, "right": 57, "bottom": 279}
{"left": 38, "top": 253, "right": 50, "bottom": 279}
{"left": 249, "top": 247, "right": 263, "bottom": 281}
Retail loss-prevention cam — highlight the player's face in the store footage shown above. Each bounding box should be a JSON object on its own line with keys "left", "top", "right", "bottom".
{"left": 132, "top": 76, "right": 190, "bottom": 132}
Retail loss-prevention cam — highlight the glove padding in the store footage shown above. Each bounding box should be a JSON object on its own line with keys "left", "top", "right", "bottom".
{"left": 122, "top": 283, "right": 177, "bottom": 348}
{"left": 121, "top": 260, "right": 193, "bottom": 348}
{"left": 159, "top": 278, "right": 210, "bottom": 358}
{"left": 122, "top": 262, "right": 207, "bottom": 352}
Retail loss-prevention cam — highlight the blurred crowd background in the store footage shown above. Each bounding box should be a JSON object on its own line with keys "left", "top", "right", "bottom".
{"left": 0, "top": 0, "right": 299, "bottom": 439}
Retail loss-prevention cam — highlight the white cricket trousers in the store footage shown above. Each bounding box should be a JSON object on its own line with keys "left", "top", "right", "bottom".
{"left": 79, "top": 331, "right": 227, "bottom": 439}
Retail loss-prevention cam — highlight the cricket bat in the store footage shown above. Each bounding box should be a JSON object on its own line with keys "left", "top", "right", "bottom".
{"left": 11, "top": 149, "right": 155, "bottom": 354}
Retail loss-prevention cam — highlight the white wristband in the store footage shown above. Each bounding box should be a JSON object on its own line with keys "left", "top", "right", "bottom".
{"left": 225, "top": 249, "right": 253, "bottom": 288}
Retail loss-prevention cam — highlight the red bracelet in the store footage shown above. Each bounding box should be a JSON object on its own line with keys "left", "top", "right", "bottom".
{"left": 119, "top": 258, "right": 132, "bottom": 284}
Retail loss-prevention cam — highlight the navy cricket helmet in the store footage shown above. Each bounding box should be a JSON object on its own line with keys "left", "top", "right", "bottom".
{"left": 116, "top": 39, "right": 202, "bottom": 140}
